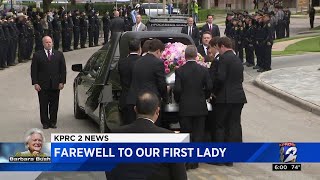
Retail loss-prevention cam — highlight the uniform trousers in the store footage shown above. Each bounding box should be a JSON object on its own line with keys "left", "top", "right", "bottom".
{"left": 214, "top": 103, "right": 243, "bottom": 142}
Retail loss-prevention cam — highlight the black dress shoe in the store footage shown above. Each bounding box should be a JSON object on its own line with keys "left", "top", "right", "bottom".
{"left": 50, "top": 125, "right": 57, "bottom": 129}
{"left": 257, "top": 68, "right": 265, "bottom": 72}
{"left": 74, "top": 47, "right": 79, "bottom": 50}
{"left": 191, "top": 163, "right": 199, "bottom": 169}
{"left": 68, "top": 49, "right": 73, "bottom": 51}
{"left": 63, "top": 50, "right": 69, "bottom": 52}
{"left": 207, "top": 162, "right": 224, "bottom": 166}
{"left": 8, "top": 63, "right": 17, "bottom": 66}
{"left": 0, "top": 67, "right": 4, "bottom": 70}
{"left": 246, "top": 63, "right": 254, "bottom": 67}
{"left": 225, "top": 163, "right": 233, "bottom": 167}
{"left": 253, "top": 65, "right": 260, "bottom": 69}
{"left": 185, "top": 163, "right": 192, "bottom": 170}
{"left": 43, "top": 126, "right": 49, "bottom": 129}
{"left": 81, "top": 46, "right": 87, "bottom": 48}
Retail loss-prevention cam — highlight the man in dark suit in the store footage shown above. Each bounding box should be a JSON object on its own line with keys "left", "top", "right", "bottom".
{"left": 197, "top": 31, "right": 212, "bottom": 62}
{"left": 174, "top": 45, "right": 212, "bottom": 170}
{"left": 127, "top": 39, "right": 167, "bottom": 125}
{"left": 181, "top": 17, "right": 200, "bottom": 46}
{"left": 213, "top": 37, "right": 247, "bottom": 166}
{"left": 107, "top": 91, "right": 187, "bottom": 180}
{"left": 118, "top": 39, "right": 141, "bottom": 125}
{"left": 201, "top": 14, "right": 220, "bottom": 38}
{"left": 110, "top": 11, "right": 125, "bottom": 36}
{"left": 31, "top": 36, "right": 67, "bottom": 129}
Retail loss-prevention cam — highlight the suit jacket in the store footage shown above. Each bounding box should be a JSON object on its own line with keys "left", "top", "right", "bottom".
{"left": 201, "top": 23, "right": 220, "bottom": 37}
{"left": 174, "top": 61, "right": 212, "bottom": 116}
{"left": 197, "top": 45, "right": 210, "bottom": 62}
{"left": 118, "top": 54, "right": 140, "bottom": 108}
{"left": 108, "top": 118, "right": 187, "bottom": 180}
{"left": 127, "top": 54, "right": 167, "bottom": 105}
{"left": 31, "top": 49, "right": 66, "bottom": 90}
{"left": 132, "top": 22, "right": 147, "bottom": 31}
{"left": 181, "top": 25, "right": 200, "bottom": 46}
{"left": 214, "top": 50, "right": 247, "bottom": 104}
{"left": 208, "top": 54, "right": 221, "bottom": 99}
{"left": 110, "top": 17, "right": 125, "bottom": 35}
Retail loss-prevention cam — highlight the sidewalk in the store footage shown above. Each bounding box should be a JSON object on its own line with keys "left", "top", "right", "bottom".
{"left": 254, "top": 66, "right": 320, "bottom": 116}
{"left": 272, "top": 36, "right": 316, "bottom": 51}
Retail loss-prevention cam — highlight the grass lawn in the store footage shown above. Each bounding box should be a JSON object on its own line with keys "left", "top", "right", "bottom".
{"left": 274, "top": 33, "right": 320, "bottom": 43}
{"left": 272, "top": 36, "right": 320, "bottom": 56}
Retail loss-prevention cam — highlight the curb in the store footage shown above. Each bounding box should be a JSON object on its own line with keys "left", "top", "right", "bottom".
{"left": 253, "top": 71, "right": 320, "bottom": 116}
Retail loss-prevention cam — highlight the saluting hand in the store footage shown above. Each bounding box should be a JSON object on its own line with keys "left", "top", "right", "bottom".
{"left": 34, "top": 84, "right": 41, "bottom": 92}
{"left": 59, "top": 83, "right": 64, "bottom": 90}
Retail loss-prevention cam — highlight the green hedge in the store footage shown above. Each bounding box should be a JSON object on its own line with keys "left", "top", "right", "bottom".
{"left": 198, "top": 8, "right": 227, "bottom": 21}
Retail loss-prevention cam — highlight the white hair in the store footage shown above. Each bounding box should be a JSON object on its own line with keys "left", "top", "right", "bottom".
{"left": 24, "top": 128, "right": 45, "bottom": 149}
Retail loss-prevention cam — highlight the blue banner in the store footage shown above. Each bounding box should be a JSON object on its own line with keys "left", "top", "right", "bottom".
{"left": 0, "top": 142, "right": 318, "bottom": 171}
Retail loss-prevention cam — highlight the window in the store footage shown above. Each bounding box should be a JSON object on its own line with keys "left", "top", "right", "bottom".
{"left": 83, "top": 53, "right": 100, "bottom": 72}
{"left": 91, "top": 52, "right": 108, "bottom": 78}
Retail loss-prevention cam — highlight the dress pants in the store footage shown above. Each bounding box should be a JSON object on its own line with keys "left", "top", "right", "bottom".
{"left": 180, "top": 116, "right": 206, "bottom": 142}
{"left": 263, "top": 44, "right": 272, "bottom": 70}
{"left": 214, "top": 103, "right": 244, "bottom": 142}
{"left": 120, "top": 105, "right": 136, "bottom": 125}
{"left": 245, "top": 44, "right": 255, "bottom": 65}
{"left": 38, "top": 89, "right": 60, "bottom": 127}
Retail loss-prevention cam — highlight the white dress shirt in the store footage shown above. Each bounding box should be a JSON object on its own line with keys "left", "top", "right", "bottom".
{"left": 203, "top": 45, "right": 208, "bottom": 55}
{"left": 135, "top": 22, "right": 141, "bottom": 31}
{"left": 44, "top": 49, "right": 53, "bottom": 58}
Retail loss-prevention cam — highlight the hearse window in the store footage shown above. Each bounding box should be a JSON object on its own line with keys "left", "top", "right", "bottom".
{"left": 83, "top": 53, "right": 100, "bottom": 72}
{"left": 91, "top": 52, "right": 108, "bottom": 78}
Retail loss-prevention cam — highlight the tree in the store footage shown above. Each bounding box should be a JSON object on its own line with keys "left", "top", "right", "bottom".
{"left": 43, "top": 0, "right": 54, "bottom": 12}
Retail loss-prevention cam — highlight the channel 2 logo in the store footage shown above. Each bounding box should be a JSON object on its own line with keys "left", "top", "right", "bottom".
{"left": 279, "top": 142, "right": 297, "bottom": 163}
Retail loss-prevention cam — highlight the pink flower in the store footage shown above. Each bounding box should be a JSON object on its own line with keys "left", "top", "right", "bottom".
{"left": 164, "top": 60, "right": 170, "bottom": 65}
{"left": 175, "top": 66, "right": 180, "bottom": 69}
{"left": 164, "top": 64, "right": 169, "bottom": 68}
{"left": 165, "top": 68, "right": 170, "bottom": 74}
{"left": 177, "top": 60, "right": 184, "bottom": 65}
{"left": 196, "top": 56, "right": 199, "bottom": 61}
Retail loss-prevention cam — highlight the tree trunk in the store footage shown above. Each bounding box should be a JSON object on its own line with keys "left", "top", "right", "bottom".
{"left": 43, "top": 0, "right": 53, "bottom": 12}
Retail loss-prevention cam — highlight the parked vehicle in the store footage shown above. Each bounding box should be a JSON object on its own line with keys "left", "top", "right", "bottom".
{"left": 72, "top": 32, "right": 194, "bottom": 132}
{"left": 141, "top": 3, "right": 180, "bottom": 17}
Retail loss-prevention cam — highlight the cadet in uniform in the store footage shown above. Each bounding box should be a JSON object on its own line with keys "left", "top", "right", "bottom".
{"left": 224, "top": 12, "right": 233, "bottom": 38}
{"left": 7, "top": 15, "right": 18, "bottom": 66}
{"left": 33, "top": 15, "right": 44, "bottom": 51}
{"left": 67, "top": 11, "right": 74, "bottom": 51}
{"left": 17, "top": 13, "right": 27, "bottom": 63}
{"left": 52, "top": 14, "right": 61, "bottom": 50}
{"left": 61, "top": 13, "right": 71, "bottom": 52}
{"left": 283, "top": 7, "right": 291, "bottom": 38}
{"left": 253, "top": 12, "right": 264, "bottom": 70}
{"left": 243, "top": 15, "right": 255, "bottom": 67}
{"left": 0, "top": 18, "right": 6, "bottom": 70}
{"left": 88, "top": 12, "right": 95, "bottom": 47}
{"left": 102, "top": 12, "right": 110, "bottom": 45}
{"left": 93, "top": 11, "right": 100, "bottom": 46}
{"left": 236, "top": 18, "right": 244, "bottom": 62}
{"left": 258, "top": 12, "right": 273, "bottom": 72}
{"left": 73, "top": 10, "right": 81, "bottom": 50}
{"left": 79, "top": 11, "right": 88, "bottom": 48}
{"left": 25, "top": 17, "right": 34, "bottom": 60}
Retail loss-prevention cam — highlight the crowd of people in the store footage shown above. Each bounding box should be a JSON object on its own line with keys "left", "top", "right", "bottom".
{"left": 0, "top": 3, "right": 148, "bottom": 71}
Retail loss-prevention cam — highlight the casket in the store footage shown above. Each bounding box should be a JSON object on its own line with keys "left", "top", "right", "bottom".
{"left": 163, "top": 72, "right": 212, "bottom": 112}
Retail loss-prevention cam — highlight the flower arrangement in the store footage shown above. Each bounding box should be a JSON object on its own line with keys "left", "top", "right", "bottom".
{"left": 161, "top": 42, "right": 209, "bottom": 74}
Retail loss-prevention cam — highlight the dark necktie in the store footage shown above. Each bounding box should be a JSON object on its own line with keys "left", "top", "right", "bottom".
{"left": 47, "top": 50, "right": 51, "bottom": 61}
{"left": 189, "top": 27, "right": 192, "bottom": 36}
{"left": 209, "top": 25, "right": 212, "bottom": 32}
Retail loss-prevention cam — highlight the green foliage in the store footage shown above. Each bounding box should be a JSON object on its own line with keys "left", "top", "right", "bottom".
{"left": 198, "top": 8, "right": 226, "bottom": 22}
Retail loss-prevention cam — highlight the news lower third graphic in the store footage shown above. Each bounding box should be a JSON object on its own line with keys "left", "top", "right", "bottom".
{"left": 1, "top": 134, "right": 320, "bottom": 171}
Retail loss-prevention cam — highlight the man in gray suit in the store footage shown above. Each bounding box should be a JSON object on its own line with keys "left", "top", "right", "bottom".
{"left": 132, "top": 14, "right": 147, "bottom": 31}
{"left": 110, "top": 11, "right": 125, "bottom": 36}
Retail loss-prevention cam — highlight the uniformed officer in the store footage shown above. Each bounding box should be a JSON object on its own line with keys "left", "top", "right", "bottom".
{"left": 25, "top": 17, "right": 34, "bottom": 60}
{"left": 224, "top": 12, "right": 233, "bottom": 38}
{"left": 16, "top": 13, "right": 27, "bottom": 63}
{"left": 102, "top": 12, "right": 110, "bottom": 45}
{"left": 0, "top": 18, "right": 6, "bottom": 70}
{"left": 79, "top": 11, "right": 88, "bottom": 48}
{"left": 7, "top": 15, "right": 18, "bottom": 66}
{"left": 73, "top": 10, "right": 81, "bottom": 50}
{"left": 33, "top": 14, "right": 44, "bottom": 51}
{"left": 61, "top": 13, "right": 71, "bottom": 52}
{"left": 236, "top": 19, "right": 245, "bottom": 62}
{"left": 67, "top": 11, "right": 74, "bottom": 51}
{"left": 243, "top": 15, "right": 255, "bottom": 67}
{"left": 93, "top": 11, "right": 100, "bottom": 46}
{"left": 283, "top": 7, "right": 291, "bottom": 38}
{"left": 88, "top": 11, "right": 95, "bottom": 47}
{"left": 258, "top": 12, "right": 273, "bottom": 72}
{"left": 309, "top": 6, "right": 316, "bottom": 29}
{"left": 52, "top": 14, "right": 61, "bottom": 50}
{"left": 253, "top": 12, "right": 264, "bottom": 70}
{"left": 47, "top": 11, "right": 54, "bottom": 38}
